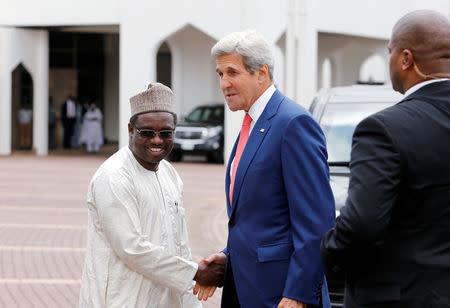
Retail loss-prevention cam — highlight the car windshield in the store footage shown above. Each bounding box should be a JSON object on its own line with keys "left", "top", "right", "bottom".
{"left": 185, "top": 106, "right": 223, "bottom": 123}
{"left": 320, "top": 102, "right": 393, "bottom": 164}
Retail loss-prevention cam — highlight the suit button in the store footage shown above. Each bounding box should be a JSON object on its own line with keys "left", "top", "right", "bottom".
{"left": 228, "top": 221, "right": 235, "bottom": 227}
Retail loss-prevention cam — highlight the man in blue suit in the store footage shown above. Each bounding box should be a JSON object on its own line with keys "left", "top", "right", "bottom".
{"left": 194, "top": 30, "right": 335, "bottom": 308}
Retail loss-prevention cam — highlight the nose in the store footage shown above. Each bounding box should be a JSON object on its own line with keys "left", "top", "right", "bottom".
{"left": 220, "top": 76, "right": 231, "bottom": 92}
{"left": 149, "top": 133, "right": 164, "bottom": 145}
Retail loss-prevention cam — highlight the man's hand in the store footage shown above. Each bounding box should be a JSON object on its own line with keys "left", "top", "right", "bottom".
{"left": 278, "top": 297, "right": 306, "bottom": 308}
{"left": 193, "top": 252, "right": 226, "bottom": 287}
{"left": 202, "top": 252, "right": 226, "bottom": 267}
{"left": 193, "top": 283, "right": 217, "bottom": 301}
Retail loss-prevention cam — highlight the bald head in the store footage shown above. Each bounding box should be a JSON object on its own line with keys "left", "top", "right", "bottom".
{"left": 391, "top": 10, "right": 450, "bottom": 76}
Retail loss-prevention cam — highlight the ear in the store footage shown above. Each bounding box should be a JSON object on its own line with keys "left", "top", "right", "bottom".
{"left": 257, "top": 64, "right": 269, "bottom": 82}
{"left": 128, "top": 123, "right": 134, "bottom": 136}
{"left": 401, "top": 49, "right": 414, "bottom": 70}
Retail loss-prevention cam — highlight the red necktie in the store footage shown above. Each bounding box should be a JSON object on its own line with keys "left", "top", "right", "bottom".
{"left": 229, "top": 113, "right": 252, "bottom": 204}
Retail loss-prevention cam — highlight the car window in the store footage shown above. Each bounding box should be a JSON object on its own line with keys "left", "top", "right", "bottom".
{"left": 202, "top": 109, "right": 212, "bottom": 121}
{"left": 320, "top": 102, "right": 393, "bottom": 163}
{"left": 186, "top": 108, "right": 203, "bottom": 122}
{"left": 186, "top": 106, "right": 223, "bottom": 123}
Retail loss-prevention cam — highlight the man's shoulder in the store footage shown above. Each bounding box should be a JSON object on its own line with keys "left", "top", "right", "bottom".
{"left": 90, "top": 147, "right": 133, "bottom": 183}
{"left": 274, "top": 93, "right": 310, "bottom": 118}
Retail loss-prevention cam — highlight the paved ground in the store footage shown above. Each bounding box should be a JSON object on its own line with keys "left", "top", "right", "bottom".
{"left": 0, "top": 149, "right": 228, "bottom": 307}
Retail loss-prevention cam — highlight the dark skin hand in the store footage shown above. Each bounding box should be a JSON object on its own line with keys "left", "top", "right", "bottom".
{"left": 193, "top": 260, "right": 225, "bottom": 287}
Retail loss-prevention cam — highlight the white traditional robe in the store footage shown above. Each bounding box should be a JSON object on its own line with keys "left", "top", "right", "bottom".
{"left": 80, "top": 108, "right": 104, "bottom": 149}
{"left": 79, "top": 146, "right": 201, "bottom": 308}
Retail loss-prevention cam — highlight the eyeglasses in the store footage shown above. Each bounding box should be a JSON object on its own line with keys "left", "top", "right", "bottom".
{"left": 134, "top": 126, "right": 174, "bottom": 139}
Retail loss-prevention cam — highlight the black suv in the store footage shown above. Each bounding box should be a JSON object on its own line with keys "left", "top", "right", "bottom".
{"left": 170, "top": 104, "right": 224, "bottom": 163}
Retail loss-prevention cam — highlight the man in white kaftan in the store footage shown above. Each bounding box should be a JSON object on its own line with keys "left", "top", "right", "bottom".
{"left": 80, "top": 83, "right": 224, "bottom": 307}
{"left": 79, "top": 147, "right": 200, "bottom": 307}
{"left": 80, "top": 104, "right": 104, "bottom": 153}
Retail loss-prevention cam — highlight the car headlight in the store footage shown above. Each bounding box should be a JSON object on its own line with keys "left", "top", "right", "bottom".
{"left": 202, "top": 126, "right": 222, "bottom": 138}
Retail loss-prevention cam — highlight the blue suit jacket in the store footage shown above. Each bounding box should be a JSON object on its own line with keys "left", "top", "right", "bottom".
{"left": 223, "top": 90, "right": 335, "bottom": 307}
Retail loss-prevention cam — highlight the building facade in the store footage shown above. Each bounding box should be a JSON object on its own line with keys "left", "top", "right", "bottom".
{"left": 0, "top": 0, "right": 448, "bottom": 159}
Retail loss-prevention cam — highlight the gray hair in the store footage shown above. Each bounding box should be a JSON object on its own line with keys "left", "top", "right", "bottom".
{"left": 211, "top": 30, "right": 274, "bottom": 81}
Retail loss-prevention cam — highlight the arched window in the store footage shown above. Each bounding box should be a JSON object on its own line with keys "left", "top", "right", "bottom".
{"left": 359, "top": 54, "right": 386, "bottom": 84}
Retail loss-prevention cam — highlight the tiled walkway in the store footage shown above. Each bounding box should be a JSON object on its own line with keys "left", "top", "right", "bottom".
{"left": 0, "top": 151, "right": 228, "bottom": 307}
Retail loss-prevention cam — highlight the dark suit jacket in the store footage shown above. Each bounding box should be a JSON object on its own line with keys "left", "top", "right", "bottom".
{"left": 61, "top": 100, "right": 74, "bottom": 125}
{"left": 320, "top": 80, "right": 450, "bottom": 308}
{"left": 223, "top": 89, "right": 335, "bottom": 307}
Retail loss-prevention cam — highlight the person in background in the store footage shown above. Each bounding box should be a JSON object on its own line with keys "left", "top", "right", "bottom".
{"left": 61, "top": 94, "right": 77, "bottom": 149}
{"left": 71, "top": 99, "right": 83, "bottom": 149}
{"left": 80, "top": 103, "right": 104, "bottom": 154}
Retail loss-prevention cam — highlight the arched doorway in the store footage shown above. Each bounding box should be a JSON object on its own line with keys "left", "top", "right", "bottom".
{"left": 359, "top": 54, "right": 386, "bottom": 84}
{"left": 157, "top": 42, "right": 172, "bottom": 88}
{"left": 11, "top": 64, "right": 33, "bottom": 151}
{"left": 160, "top": 24, "right": 220, "bottom": 117}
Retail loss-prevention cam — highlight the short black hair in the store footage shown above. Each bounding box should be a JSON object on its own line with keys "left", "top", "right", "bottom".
{"left": 129, "top": 111, "right": 177, "bottom": 126}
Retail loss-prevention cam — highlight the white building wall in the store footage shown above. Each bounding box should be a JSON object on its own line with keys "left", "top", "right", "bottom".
{"left": 1, "top": 0, "right": 448, "bottom": 157}
{"left": 316, "top": 0, "right": 449, "bottom": 38}
{"left": 0, "top": 0, "right": 120, "bottom": 26}
{"left": 2, "top": 0, "right": 447, "bottom": 38}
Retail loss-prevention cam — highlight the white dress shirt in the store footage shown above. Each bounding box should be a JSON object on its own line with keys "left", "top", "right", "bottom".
{"left": 230, "top": 84, "right": 276, "bottom": 177}
{"left": 247, "top": 84, "right": 276, "bottom": 135}
{"left": 404, "top": 78, "right": 450, "bottom": 97}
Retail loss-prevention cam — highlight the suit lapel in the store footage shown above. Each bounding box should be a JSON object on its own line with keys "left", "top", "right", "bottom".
{"left": 229, "top": 90, "right": 285, "bottom": 218}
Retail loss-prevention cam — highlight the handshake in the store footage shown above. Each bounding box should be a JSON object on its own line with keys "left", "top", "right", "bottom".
{"left": 193, "top": 252, "right": 226, "bottom": 301}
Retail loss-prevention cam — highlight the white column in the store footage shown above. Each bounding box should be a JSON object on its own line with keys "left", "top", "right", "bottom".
{"left": 118, "top": 25, "right": 154, "bottom": 149}
{"left": 33, "top": 30, "right": 49, "bottom": 156}
{"left": 296, "top": 0, "right": 317, "bottom": 108}
{"left": 285, "top": 0, "right": 297, "bottom": 99}
{"left": 119, "top": 29, "right": 131, "bottom": 149}
{"left": 0, "top": 28, "right": 12, "bottom": 155}
{"left": 285, "top": 0, "right": 318, "bottom": 108}
{"left": 103, "top": 34, "right": 119, "bottom": 143}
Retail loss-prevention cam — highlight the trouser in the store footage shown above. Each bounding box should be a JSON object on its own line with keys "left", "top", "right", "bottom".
{"left": 48, "top": 124, "right": 55, "bottom": 149}
{"left": 63, "top": 119, "right": 76, "bottom": 148}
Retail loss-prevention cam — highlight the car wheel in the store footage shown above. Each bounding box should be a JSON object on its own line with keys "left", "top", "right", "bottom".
{"left": 169, "top": 150, "right": 182, "bottom": 162}
{"left": 207, "top": 150, "right": 224, "bottom": 164}
{"left": 216, "top": 149, "right": 224, "bottom": 164}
